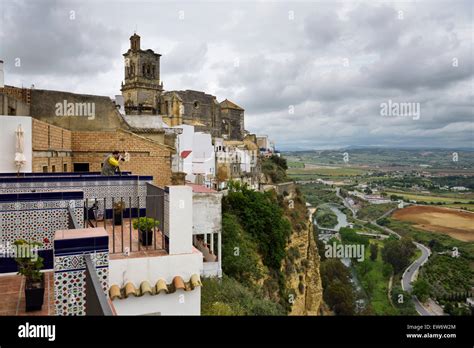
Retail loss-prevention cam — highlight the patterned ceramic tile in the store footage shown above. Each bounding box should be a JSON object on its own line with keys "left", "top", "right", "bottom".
{"left": 54, "top": 251, "right": 108, "bottom": 272}
{"left": 54, "top": 252, "right": 109, "bottom": 315}
{"left": 54, "top": 269, "right": 86, "bottom": 316}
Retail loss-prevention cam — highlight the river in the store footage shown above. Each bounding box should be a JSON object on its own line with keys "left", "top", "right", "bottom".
{"left": 315, "top": 202, "right": 368, "bottom": 311}
{"left": 313, "top": 203, "right": 349, "bottom": 231}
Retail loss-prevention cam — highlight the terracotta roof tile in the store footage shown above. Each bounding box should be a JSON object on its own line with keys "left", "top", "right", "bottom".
{"left": 109, "top": 274, "right": 202, "bottom": 301}
{"left": 186, "top": 183, "right": 217, "bottom": 193}
{"left": 156, "top": 279, "right": 169, "bottom": 294}
{"left": 140, "top": 281, "right": 153, "bottom": 296}
{"left": 190, "top": 274, "right": 202, "bottom": 288}
{"left": 124, "top": 282, "right": 138, "bottom": 298}
{"left": 172, "top": 276, "right": 186, "bottom": 291}
{"left": 109, "top": 285, "right": 121, "bottom": 300}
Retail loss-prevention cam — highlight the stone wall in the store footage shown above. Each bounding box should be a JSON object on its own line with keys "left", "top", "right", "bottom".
{"left": 29, "top": 89, "right": 128, "bottom": 131}
{"left": 172, "top": 90, "right": 222, "bottom": 138}
{"left": 221, "top": 107, "right": 244, "bottom": 140}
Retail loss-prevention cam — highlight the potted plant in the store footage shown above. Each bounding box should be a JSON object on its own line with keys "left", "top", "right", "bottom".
{"left": 113, "top": 200, "right": 125, "bottom": 226}
{"left": 133, "top": 217, "right": 160, "bottom": 246}
{"left": 13, "top": 240, "right": 44, "bottom": 312}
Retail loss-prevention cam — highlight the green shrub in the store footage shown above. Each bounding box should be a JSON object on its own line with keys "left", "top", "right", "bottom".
{"left": 223, "top": 185, "right": 291, "bottom": 269}
{"left": 201, "top": 276, "right": 286, "bottom": 316}
{"left": 132, "top": 217, "right": 159, "bottom": 232}
{"left": 221, "top": 213, "right": 262, "bottom": 284}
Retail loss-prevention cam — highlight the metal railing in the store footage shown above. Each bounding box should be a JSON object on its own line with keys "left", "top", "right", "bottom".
{"left": 84, "top": 255, "right": 113, "bottom": 316}
{"left": 83, "top": 195, "right": 167, "bottom": 254}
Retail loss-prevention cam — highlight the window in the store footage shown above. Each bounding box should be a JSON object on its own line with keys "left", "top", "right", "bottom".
{"left": 63, "top": 163, "right": 67, "bottom": 172}
{"left": 52, "top": 165, "right": 56, "bottom": 173}
{"left": 73, "top": 163, "right": 90, "bottom": 172}
{"left": 42, "top": 166, "right": 48, "bottom": 173}
{"left": 193, "top": 101, "right": 199, "bottom": 109}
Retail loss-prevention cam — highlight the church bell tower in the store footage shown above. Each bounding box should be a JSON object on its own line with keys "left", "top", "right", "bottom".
{"left": 121, "top": 33, "right": 163, "bottom": 115}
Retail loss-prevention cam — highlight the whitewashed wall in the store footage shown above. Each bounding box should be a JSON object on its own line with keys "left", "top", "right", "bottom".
{"left": 192, "top": 132, "right": 215, "bottom": 179}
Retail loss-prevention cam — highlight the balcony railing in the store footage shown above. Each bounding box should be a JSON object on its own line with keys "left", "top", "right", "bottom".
{"left": 83, "top": 194, "right": 167, "bottom": 255}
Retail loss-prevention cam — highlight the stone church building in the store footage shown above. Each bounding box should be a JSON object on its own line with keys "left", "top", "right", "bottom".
{"left": 0, "top": 33, "right": 249, "bottom": 187}
{"left": 121, "top": 34, "right": 245, "bottom": 140}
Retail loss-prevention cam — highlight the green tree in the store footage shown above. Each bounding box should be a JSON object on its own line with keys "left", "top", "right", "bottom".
{"left": 324, "top": 280, "right": 355, "bottom": 315}
{"left": 223, "top": 184, "right": 291, "bottom": 269}
{"left": 370, "top": 243, "right": 378, "bottom": 261}
{"left": 412, "top": 279, "right": 431, "bottom": 302}
{"left": 381, "top": 238, "right": 416, "bottom": 274}
{"left": 221, "top": 213, "right": 262, "bottom": 284}
{"left": 320, "top": 259, "right": 352, "bottom": 286}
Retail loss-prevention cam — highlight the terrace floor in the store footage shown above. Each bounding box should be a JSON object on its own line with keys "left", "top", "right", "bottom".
{"left": 0, "top": 271, "right": 55, "bottom": 316}
{"left": 102, "top": 219, "right": 167, "bottom": 259}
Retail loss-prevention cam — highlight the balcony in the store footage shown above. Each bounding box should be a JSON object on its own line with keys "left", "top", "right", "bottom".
{"left": 0, "top": 172, "right": 213, "bottom": 315}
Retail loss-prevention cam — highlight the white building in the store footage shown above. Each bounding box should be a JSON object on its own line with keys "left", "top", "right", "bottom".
{"left": 214, "top": 138, "right": 259, "bottom": 190}
{"left": 452, "top": 186, "right": 468, "bottom": 191}
{"left": 108, "top": 186, "right": 204, "bottom": 315}
{"left": 173, "top": 124, "right": 216, "bottom": 188}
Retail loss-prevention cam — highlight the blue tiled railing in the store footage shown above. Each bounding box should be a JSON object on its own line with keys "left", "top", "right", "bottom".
{"left": 0, "top": 171, "right": 132, "bottom": 177}
{"left": 0, "top": 174, "right": 153, "bottom": 184}
{"left": 0, "top": 191, "right": 84, "bottom": 202}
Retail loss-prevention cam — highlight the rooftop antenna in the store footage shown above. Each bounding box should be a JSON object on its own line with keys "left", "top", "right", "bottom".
{"left": 134, "top": 25, "right": 137, "bottom": 34}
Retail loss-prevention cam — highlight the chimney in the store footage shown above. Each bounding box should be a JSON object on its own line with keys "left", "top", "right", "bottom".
{"left": 0, "top": 60, "right": 4, "bottom": 88}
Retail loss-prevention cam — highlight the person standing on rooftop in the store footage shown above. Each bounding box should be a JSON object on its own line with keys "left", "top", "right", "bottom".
{"left": 101, "top": 151, "right": 123, "bottom": 176}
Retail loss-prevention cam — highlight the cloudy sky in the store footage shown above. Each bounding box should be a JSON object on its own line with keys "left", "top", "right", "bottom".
{"left": 0, "top": 0, "right": 472, "bottom": 150}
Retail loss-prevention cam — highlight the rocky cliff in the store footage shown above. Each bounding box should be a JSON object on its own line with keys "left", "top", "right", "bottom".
{"left": 281, "top": 188, "right": 323, "bottom": 315}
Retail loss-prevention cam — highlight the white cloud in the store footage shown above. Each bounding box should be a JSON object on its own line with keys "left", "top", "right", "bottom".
{"left": 0, "top": 0, "right": 472, "bottom": 150}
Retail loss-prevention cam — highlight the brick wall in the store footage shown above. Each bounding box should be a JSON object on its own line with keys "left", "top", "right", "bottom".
{"left": 72, "top": 129, "right": 172, "bottom": 187}
{"left": 32, "top": 119, "right": 72, "bottom": 172}
{"left": 30, "top": 119, "right": 172, "bottom": 185}
{"left": 32, "top": 118, "right": 72, "bottom": 151}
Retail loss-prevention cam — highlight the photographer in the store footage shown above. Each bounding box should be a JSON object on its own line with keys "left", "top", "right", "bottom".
{"left": 101, "top": 150, "right": 125, "bottom": 176}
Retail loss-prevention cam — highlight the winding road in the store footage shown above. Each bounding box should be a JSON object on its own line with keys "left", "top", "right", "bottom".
{"left": 401, "top": 242, "right": 432, "bottom": 315}
{"left": 333, "top": 188, "right": 438, "bottom": 316}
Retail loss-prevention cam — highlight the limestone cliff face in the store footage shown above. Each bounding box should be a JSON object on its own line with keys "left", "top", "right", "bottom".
{"left": 285, "top": 220, "right": 323, "bottom": 315}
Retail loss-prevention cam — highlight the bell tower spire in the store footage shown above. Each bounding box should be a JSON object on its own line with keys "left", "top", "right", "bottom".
{"left": 121, "top": 33, "right": 163, "bottom": 115}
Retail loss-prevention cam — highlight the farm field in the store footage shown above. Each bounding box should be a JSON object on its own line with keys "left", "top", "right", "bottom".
{"left": 288, "top": 166, "right": 367, "bottom": 177}
{"left": 384, "top": 191, "right": 472, "bottom": 204}
{"left": 444, "top": 204, "right": 474, "bottom": 212}
{"left": 392, "top": 206, "right": 474, "bottom": 242}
